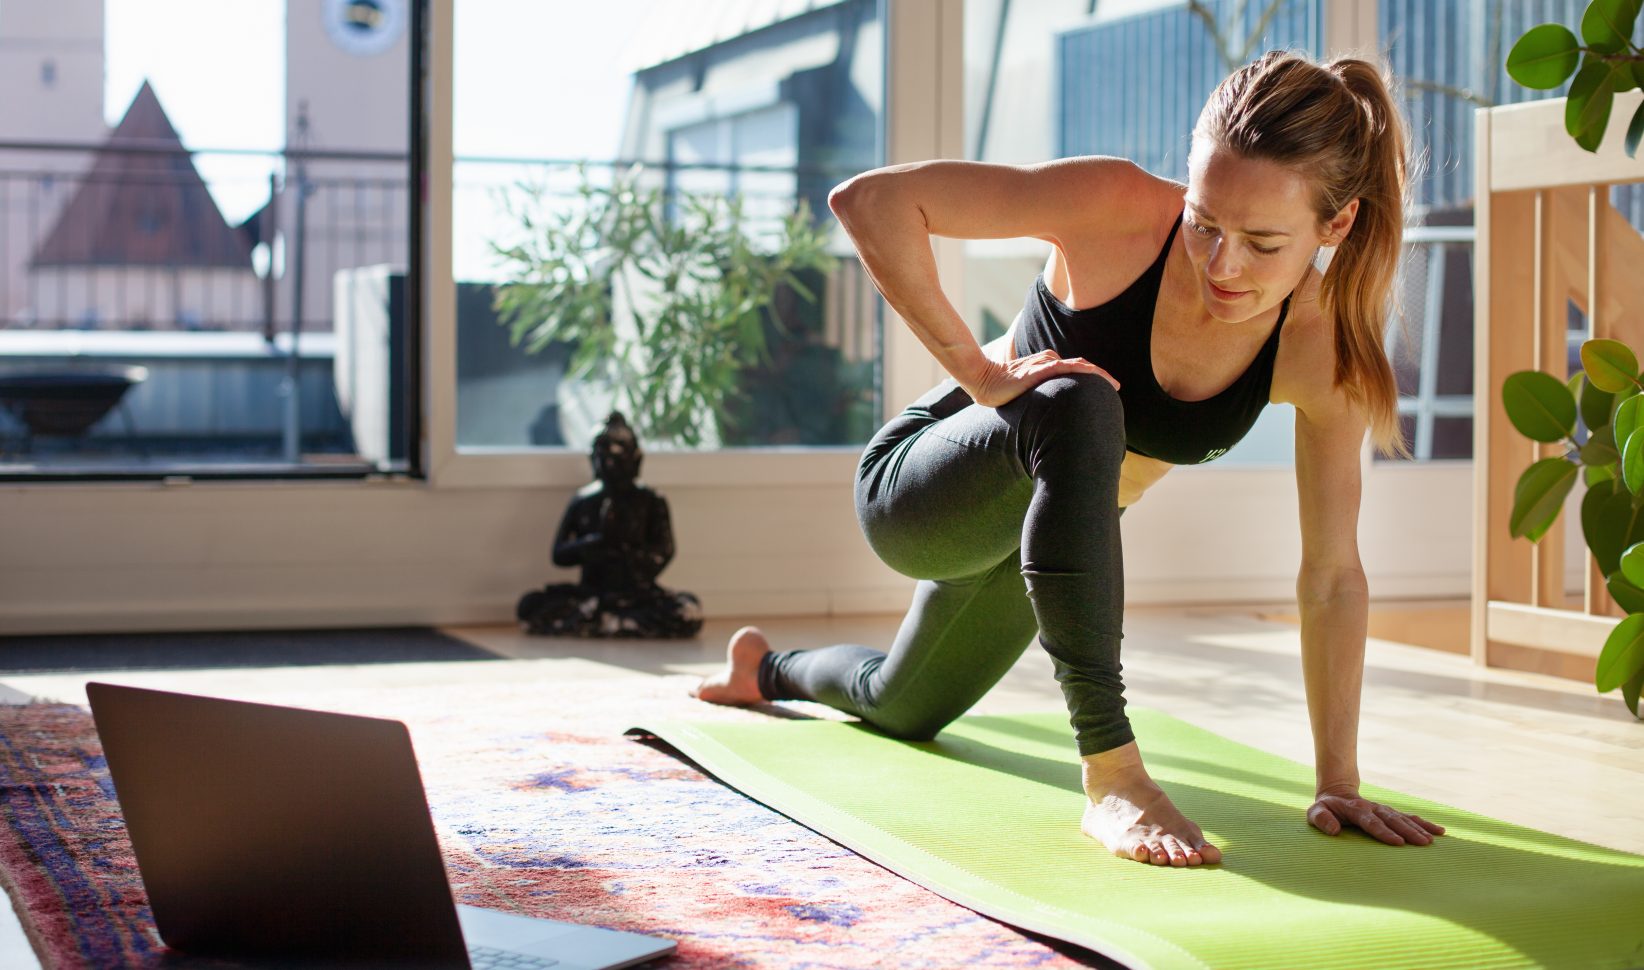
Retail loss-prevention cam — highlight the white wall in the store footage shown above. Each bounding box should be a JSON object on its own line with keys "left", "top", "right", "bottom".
{"left": 0, "top": 454, "right": 1474, "bottom": 635}
{"left": 0, "top": 473, "right": 904, "bottom": 634}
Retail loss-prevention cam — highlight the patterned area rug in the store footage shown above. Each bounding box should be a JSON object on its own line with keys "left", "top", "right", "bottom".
{"left": 0, "top": 672, "right": 1102, "bottom": 969}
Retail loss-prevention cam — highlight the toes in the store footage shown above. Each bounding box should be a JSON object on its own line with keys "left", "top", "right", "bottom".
{"left": 1162, "top": 835, "right": 1191, "bottom": 866}
{"left": 1196, "top": 842, "right": 1223, "bottom": 865}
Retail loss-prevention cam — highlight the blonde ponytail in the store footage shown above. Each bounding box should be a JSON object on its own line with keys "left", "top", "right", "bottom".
{"left": 1195, "top": 51, "right": 1417, "bottom": 456}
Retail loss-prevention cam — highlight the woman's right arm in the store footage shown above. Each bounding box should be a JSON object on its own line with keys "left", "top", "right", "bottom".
{"left": 827, "top": 157, "right": 1158, "bottom": 407}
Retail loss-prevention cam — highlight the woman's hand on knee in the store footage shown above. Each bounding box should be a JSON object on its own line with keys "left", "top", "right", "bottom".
{"left": 966, "top": 351, "right": 1119, "bottom": 409}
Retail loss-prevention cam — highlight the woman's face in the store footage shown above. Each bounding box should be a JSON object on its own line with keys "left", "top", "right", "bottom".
{"left": 1180, "top": 145, "right": 1354, "bottom": 323}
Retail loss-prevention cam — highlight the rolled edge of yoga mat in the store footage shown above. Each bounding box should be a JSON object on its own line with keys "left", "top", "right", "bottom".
{"left": 629, "top": 718, "right": 1204, "bottom": 970}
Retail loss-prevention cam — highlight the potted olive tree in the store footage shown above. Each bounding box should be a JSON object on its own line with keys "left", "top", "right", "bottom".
{"left": 489, "top": 166, "right": 836, "bottom": 449}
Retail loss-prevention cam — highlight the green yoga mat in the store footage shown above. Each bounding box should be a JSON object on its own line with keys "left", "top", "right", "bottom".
{"left": 634, "top": 708, "right": 1644, "bottom": 970}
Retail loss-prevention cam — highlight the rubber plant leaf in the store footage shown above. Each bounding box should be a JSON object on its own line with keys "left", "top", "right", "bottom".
{"left": 1506, "top": 23, "right": 1582, "bottom": 88}
{"left": 1582, "top": 477, "right": 1644, "bottom": 574}
{"left": 1626, "top": 427, "right": 1644, "bottom": 494}
{"left": 1624, "top": 665, "right": 1644, "bottom": 718}
{"left": 1581, "top": 369, "right": 1622, "bottom": 429}
{"left": 1622, "top": 541, "right": 1644, "bottom": 589}
{"left": 1582, "top": 0, "right": 1644, "bottom": 54}
{"left": 1503, "top": 370, "right": 1578, "bottom": 442}
{"left": 1596, "top": 613, "right": 1644, "bottom": 693}
{"left": 1510, "top": 458, "right": 1579, "bottom": 541}
{"left": 1582, "top": 338, "right": 1640, "bottom": 393}
{"left": 1614, "top": 394, "right": 1642, "bottom": 444}
{"left": 1582, "top": 423, "right": 1620, "bottom": 465}
{"left": 1588, "top": 462, "right": 1619, "bottom": 486}
{"left": 1607, "top": 572, "right": 1644, "bottom": 613}
{"left": 1566, "top": 56, "right": 1619, "bottom": 152}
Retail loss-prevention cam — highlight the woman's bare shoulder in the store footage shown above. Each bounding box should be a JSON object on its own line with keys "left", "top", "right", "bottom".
{"left": 1047, "top": 168, "right": 1186, "bottom": 303}
{"left": 1271, "top": 269, "right": 1344, "bottom": 412}
{"left": 1057, "top": 160, "right": 1185, "bottom": 236}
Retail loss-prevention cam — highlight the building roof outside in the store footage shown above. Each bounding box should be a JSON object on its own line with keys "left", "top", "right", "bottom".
{"left": 30, "top": 80, "right": 255, "bottom": 270}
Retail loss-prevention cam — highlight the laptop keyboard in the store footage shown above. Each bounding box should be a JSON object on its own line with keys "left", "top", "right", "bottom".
{"left": 467, "top": 944, "right": 560, "bottom": 968}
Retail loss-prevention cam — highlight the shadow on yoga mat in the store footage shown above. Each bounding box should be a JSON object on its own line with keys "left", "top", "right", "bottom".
{"left": 633, "top": 708, "right": 1644, "bottom": 970}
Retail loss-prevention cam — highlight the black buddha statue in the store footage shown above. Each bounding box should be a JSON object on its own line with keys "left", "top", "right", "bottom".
{"left": 516, "top": 411, "right": 703, "bottom": 638}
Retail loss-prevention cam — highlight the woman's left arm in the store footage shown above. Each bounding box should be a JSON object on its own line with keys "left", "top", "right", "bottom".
{"left": 1293, "top": 394, "right": 1445, "bottom": 846}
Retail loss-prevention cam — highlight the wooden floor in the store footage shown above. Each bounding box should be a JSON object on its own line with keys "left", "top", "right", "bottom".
{"left": 0, "top": 605, "right": 1640, "bottom": 968}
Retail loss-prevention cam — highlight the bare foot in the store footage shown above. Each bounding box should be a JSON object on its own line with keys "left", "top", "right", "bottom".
{"left": 1082, "top": 778, "right": 1223, "bottom": 867}
{"left": 691, "top": 625, "right": 771, "bottom": 706}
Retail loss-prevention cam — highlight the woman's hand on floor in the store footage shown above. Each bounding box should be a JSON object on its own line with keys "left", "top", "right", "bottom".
{"left": 966, "top": 350, "right": 1119, "bottom": 409}
{"left": 1308, "top": 788, "right": 1446, "bottom": 846}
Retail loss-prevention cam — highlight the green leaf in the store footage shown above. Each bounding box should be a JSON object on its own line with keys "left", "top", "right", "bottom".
{"left": 1582, "top": 423, "right": 1621, "bottom": 464}
{"left": 1502, "top": 370, "right": 1579, "bottom": 441}
{"left": 1566, "top": 56, "right": 1621, "bottom": 151}
{"left": 1623, "top": 541, "right": 1644, "bottom": 587}
{"left": 1583, "top": 477, "right": 1644, "bottom": 573}
{"left": 1627, "top": 427, "right": 1644, "bottom": 493}
{"left": 1582, "top": 338, "right": 1641, "bottom": 392}
{"left": 1596, "top": 613, "right": 1644, "bottom": 692}
{"left": 1584, "top": 375, "right": 1618, "bottom": 433}
{"left": 1629, "top": 98, "right": 1644, "bottom": 157}
{"left": 1589, "top": 462, "right": 1619, "bottom": 486}
{"left": 1508, "top": 23, "right": 1583, "bottom": 88}
{"left": 1624, "top": 664, "right": 1644, "bottom": 717}
{"left": 1616, "top": 383, "right": 1643, "bottom": 426}
{"left": 1511, "top": 458, "right": 1580, "bottom": 541}
{"left": 1618, "top": 396, "right": 1644, "bottom": 445}
{"left": 1608, "top": 572, "right": 1644, "bottom": 612}
{"left": 1582, "top": 0, "right": 1643, "bottom": 54}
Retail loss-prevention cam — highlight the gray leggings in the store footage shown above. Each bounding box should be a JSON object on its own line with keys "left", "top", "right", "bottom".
{"left": 757, "top": 372, "right": 1133, "bottom": 756}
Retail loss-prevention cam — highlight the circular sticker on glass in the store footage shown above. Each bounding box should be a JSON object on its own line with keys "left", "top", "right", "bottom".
{"left": 323, "top": 0, "right": 406, "bottom": 57}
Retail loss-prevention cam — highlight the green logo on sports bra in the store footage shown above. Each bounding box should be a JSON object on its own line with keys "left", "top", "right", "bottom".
{"left": 1199, "top": 448, "right": 1229, "bottom": 463}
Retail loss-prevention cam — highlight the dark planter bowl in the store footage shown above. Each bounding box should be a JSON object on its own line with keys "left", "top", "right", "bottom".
{"left": 0, "top": 366, "right": 148, "bottom": 436}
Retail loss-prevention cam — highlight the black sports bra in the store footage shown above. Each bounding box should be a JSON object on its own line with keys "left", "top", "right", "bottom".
{"left": 1012, "top": 212, "right": 1289, "bottom": 465}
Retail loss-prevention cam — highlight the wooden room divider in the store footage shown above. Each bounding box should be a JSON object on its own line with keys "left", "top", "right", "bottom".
{"left": 1472, "top": 92, "right": 1644, "bottom": 679}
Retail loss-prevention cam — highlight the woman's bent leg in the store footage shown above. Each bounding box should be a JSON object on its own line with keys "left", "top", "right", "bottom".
{"left": 760, "top": 551, "right": 1039, "bottom": 740}
{"left": 758, "top": 373, "right": 1132, "bottom": 753}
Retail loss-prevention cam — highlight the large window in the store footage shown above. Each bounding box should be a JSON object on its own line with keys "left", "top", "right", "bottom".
{"left": 451, "top": 0, "right": 883, "bottom": 454}
{"left": 0, "top": 0, "right": 413, "bottom": 478}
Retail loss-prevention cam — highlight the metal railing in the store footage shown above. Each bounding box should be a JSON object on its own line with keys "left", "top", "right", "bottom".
{"left": 0, "top": 143, "right": 883, "bottom": 463}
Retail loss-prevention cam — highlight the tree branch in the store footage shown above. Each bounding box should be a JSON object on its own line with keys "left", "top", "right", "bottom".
{"left": 1403, "top": 78, "right": 1494, "bottom": 109}
{"left": 1237, "top": 0, "right": 1289, "bottom": 65}
{"left": 1186, "top": 0, "right": 1238, "bottom": 73}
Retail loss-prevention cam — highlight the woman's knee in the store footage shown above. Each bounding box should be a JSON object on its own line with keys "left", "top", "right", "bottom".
{"left": 849, "top": 661, "right": 957, "bottom": 741}
{"left": 866, "top": 703, "right": 952, "bottom": 743}
{"left": 1031, "top": 373, "right": 1124, "bottom": 428}
{"left": 1017, "top": 374, "right": 1126, "bottom": 468}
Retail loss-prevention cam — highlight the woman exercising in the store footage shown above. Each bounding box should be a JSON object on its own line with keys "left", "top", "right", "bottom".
{"left": 695, "top": 50, "right": 1447, "bottom": 867}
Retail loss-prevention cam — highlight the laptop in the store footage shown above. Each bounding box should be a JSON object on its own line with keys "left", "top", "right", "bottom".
{"left": 86, "top": 682, "right": 676, "bottom": 969}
